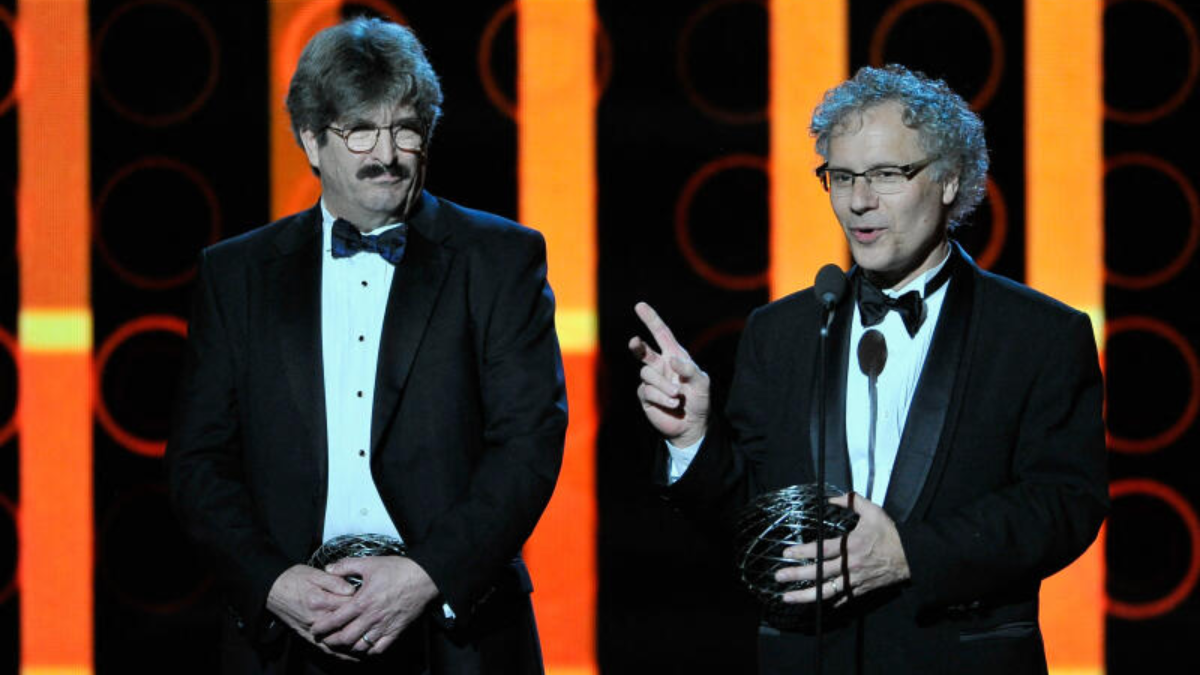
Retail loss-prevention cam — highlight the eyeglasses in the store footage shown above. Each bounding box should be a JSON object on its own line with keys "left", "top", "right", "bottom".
{"left": 326, "top": 123, "right": 425, "bottom": 155}
{"left": 816, "top": 156, "right": 938, "bottom": 196}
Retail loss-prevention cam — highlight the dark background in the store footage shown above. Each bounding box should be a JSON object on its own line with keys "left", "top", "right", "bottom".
{"left": 1, "top": 0, "right": 1198, "bottom": 672}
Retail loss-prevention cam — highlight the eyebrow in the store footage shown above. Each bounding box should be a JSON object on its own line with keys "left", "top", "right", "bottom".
{"left": 342, "top": 115, "right": 423, "bottom": 130}
{"left": 825, "top": 160, "right": 915, "bottom": 172}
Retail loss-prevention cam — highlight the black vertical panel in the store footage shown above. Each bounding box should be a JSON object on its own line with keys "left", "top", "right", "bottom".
{"left": 850, "top": 0, "right": 1025, "bottom": 281}
{"left": 344, "top": 1, "right": 519, "bottom": 221}
{"left": 1104, "top": 0, "right": 1200, "bottom": 672}
{"left": 89, "top": 1, "right": 269, "bottom": 672}
{"left": 0, "top": 0, "right": 18, "bottom": 670}
{"left": 596, "top": 0, "right": 764, "bottom": 671}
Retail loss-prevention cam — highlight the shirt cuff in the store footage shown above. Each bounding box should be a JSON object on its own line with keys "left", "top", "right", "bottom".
{"left": 665, "top": 436, "right": 704, "bottom": 485}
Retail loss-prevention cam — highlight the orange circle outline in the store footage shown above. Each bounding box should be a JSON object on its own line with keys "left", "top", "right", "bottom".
{"left": 275, "top": 0, "right": 407, "bottom": 109}
{"left": 1107, "top": 478, "right": 1200, "bottom": 619}
{"left": 0, "top": 6, "right": 17, "bottom": 117}
{"left": 0, "top": 325, "right": 17, "bottom": 447}
{"left": 1105, "top": 316, "right": 1200, "bottom": 453}
{"left": 477, "top": 1, "right": 613, "bottom": 122}
{"left": 92, "top": 0, "right": 221, "bottom": 127}
{"left": 869, "top": 0, "right": 1005, "bottom": 111}
{"left": 0, "top": 492, "right": 15, "bottom": 604}
{"left": 972, "top": 176, "right": 1008, "bottom": 271}
{"left": 674, "top": 154, "right": 770, "bottom": 291}
{"left": 1104, "top": 152, "right": 1200, "bottom": 289}
{"left": 94, "top": 156, "right": 222, "bottom": 290}
{"left": 689, "top": 317, "right": 747, "bottom": 357}
{"left": 677, "top": 0, "right": 768, "bottom": 125}
{"left": 97, "top": 483, "right": 214, "bottom": 613}
{"left": 94, "top": 315, "right": 188, "bottom": 458}
{"left": 1104, "top": 0, "right": 1200, "bottom": 125}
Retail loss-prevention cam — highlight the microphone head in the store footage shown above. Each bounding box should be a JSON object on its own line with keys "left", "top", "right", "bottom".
{"left": 814, "top": 264, "right": 848, "bottom": 308}
{"left": 857, "top": 329, "right": 888, "bottom": 378}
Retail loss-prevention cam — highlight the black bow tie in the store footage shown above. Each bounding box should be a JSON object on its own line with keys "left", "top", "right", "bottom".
{"left": 856, "top": 256, "right": 955, "bottom": 338}
{"left": 331, "top": 218, "right": 407, "bottom": 265}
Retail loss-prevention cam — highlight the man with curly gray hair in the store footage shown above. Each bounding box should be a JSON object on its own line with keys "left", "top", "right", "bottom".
{"left": 169, "top": 16, "right": 565, "bottom": 674}
{"left": 631, "top": 65, "right": 1106, "bottom": 674}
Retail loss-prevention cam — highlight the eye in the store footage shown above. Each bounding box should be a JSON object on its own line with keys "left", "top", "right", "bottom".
{"left": 828, "top": 171, "right": 854, "bottom": 186}
{"left": 869, "top": 168, "right": 906, "bottom": 183}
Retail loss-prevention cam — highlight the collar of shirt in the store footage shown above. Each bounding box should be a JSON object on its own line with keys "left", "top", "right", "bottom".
{"left": 319, "top": 200, "right": 406, "bottom": 257}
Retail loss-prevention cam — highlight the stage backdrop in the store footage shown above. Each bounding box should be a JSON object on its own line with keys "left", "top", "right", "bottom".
{"left": 1, "top": 1, "right": 1197, "bottom": 674}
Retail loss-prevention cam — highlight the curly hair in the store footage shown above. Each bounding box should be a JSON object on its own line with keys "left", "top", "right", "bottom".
{"left": 285, "top": 17, "right": 443, "bottom": 148}
{"left": 810, "top": 65, "right": 989, "bottom": 229}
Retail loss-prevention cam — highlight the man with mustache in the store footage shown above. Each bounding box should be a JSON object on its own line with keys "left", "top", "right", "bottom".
{"left": 167, "top": 17, "right": 566, "bottom": 674}
{"left": 630, "top": 65, "right": 1107, "bottom": 674}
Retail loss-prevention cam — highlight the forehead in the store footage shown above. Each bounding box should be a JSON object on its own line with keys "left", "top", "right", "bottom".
{"left": 826, "top": 102, "right": 922, "bottom": 166}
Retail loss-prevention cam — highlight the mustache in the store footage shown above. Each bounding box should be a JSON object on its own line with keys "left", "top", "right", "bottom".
{"left": 357, "top": 162, "right": 412, "bottom": 181}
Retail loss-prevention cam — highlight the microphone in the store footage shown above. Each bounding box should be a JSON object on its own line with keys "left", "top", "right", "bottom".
{"left": 814, "top": 264, "right": 848, "bottom": 310}
{"left": 857, "top": 329, "right": 888, "bottom": 501}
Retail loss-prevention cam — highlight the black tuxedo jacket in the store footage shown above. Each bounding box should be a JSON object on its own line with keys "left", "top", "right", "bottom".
{"left": 167, "top": 192, "right": 567, "bottom": 673}
{"left": 667, "top": 245, "right": 1108, "bottom": 675}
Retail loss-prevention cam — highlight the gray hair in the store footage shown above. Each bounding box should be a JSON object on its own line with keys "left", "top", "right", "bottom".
{"left": 810, "top": 65, "right": 989, "bottom": 229}
{"left": 286, "top": 17, "right": 443, "bottom": 147}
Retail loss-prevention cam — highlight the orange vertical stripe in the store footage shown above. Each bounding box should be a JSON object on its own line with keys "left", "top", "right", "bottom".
{"left": 769, "top": 0, "right": 848, "bottom": 300}
{"left": 517, "top": 1, "right": 597, "bottom": 671}
{"left": 17, "top": 0, "right": 93, "bottom": 672}
{"left": 269, "top": 0, "right": 339, "bottom": 220}
{"left": 1027, "top": 2, "right": 1105, "bottom": 673}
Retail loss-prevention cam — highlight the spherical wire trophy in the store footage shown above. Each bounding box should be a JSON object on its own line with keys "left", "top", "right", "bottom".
{"left": 733, "top": 483, "right": 859, "bottom": 630}
{"left": 308, "top": 533, "right": 408, "bottom": 589}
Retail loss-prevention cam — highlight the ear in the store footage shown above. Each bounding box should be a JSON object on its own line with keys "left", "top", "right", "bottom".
{"left": 300, "top": 129, "right": 322, "bottom": 173}
{"left": 941, "top": 174, "right": 960, "bottom": 206}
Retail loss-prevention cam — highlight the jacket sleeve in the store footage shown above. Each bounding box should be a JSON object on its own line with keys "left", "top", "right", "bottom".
{"left": 897, "top": 310, "right": 1109, "bottom": 611}
{"left": 165, "top": 250, "right": 293, "bottom": 640}
{"left": 401, "top": 229, "right": 568, "bottom": 623}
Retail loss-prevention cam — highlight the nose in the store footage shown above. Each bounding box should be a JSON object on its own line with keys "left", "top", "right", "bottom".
{"left": 848, "top": 175, "right": 878, "bottom": 214}
{"left": 370, "top": 127, "right": 397, "bottom": 165}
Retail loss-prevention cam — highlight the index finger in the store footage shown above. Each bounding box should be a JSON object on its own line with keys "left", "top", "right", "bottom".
{"left": 634, "top": 302, "right": 683, "bottom": 355}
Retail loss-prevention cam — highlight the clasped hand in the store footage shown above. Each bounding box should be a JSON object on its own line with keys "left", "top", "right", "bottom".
{"left": 267, "top": 556, "right": 438, "bottom": 659}
{"left": 773, "top": 493, "right": 911, "bottom": 604}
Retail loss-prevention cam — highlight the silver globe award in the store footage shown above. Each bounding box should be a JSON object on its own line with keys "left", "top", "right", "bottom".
{"left": 308, "top": 533, "right": 407, "bottom": 589}
{"left": 733, "top": 484, "right": 859, "bottom": 630}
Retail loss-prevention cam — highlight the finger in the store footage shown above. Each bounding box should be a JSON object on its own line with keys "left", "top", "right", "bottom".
{"left": 324, "top": 557, "right": 368, "bottom": 578}
{"left": 668, "top": 355, "right": 700, "bottom": 381}
{"left": 782, "top": 536, "right": 844, "bottom": 561}
{"left": 774, "top": 559, "right": 843, "bottom": 584}
{"left": 311, "top": 571, "right": 357, "bottom": 596}
{"left": 640, "top": 383, "right": 683, "bottom": 410}
{"left": 628, "top": 336, "right": 663, "bottom": 367}
{"left": 634, "top": 302, "right": 683, "bottom": 354}
{"left": 311, "top": 601, "right": 360, "bottom": 638}
{"left": 640, "top": 365, "right": 681, "bottom": 396}
{"left": 782, "top": 574, "right": 845, "bottom": 604}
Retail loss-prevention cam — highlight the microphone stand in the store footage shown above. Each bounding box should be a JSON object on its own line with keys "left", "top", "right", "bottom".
{"left": 814, "top": 299, "right": 834, "bottom": 675}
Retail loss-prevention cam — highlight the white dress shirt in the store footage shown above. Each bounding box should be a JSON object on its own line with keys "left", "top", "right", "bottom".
{"left": 319, "top": 202, "right": 405, "bottom": 543}
{"left": 846, "top": 252, "right": 950, "bottom": 502}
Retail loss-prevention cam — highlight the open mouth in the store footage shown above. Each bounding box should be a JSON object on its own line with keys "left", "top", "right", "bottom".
{"left": 851, "top": 227, "right": 884, "bottom": 243}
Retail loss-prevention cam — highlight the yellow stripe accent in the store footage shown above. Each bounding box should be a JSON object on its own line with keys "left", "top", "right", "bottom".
{"left": 556, "top": 308, "right": 597, "bottom": 354}
{"left": 19, "top": 309, "right": 93, "bottom": 353}
{"left": 22, "top": 667, "right": 93, "bottom": 675}
{"left": 1049, "top": 669, "right": 1104, "bottom": 675}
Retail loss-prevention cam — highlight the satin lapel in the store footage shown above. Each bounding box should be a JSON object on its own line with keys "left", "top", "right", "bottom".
{"left": 808, "top": 283, "right": 855, "bottom": 492}
{"left": 266, "top": 207, "right": 329, "bottom": 533}
{"left": 882, "top": 246, "right": 975, "bottom": 523}
{"left": 370, "top": 226, "right": 454, "bottom": 454}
